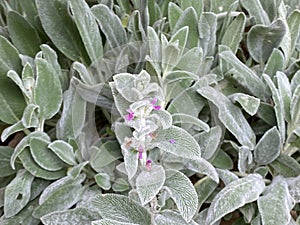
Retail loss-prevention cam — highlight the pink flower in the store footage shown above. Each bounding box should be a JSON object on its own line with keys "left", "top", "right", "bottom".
{"left": 146, "top": 159, "right": 152, "bottom": 170}
{"left": 169, "top": 139, "right": 176, "bottom": 144}
{"left": 125, "top": 109, "right": 134, "bottom": 121}
{"left": 138, "top": 146, "right": 143, "bottom": 159}
{"left": 151, "top": 98, "right": 161, "bottom": 110}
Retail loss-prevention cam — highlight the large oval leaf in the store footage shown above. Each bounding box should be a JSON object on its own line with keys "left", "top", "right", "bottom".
{"left": 152, "top": 125, "right": 201, "bottom": 159}
{"left": 206, "top": 174, "right": 265, "bottom": 225}
{"left": 34, "top": 58, "right": 62, "bottom": 120}
{"left": 92, "top": 194, "right": 152, "bottom": 225}
{"left": 258, "top": 178, "right": 294, "bottom": 225}
{"left": 0, "top": 36, "right": 25, "bottom": 124}
{"left": 4, "top": 169, "right": 34, "bottom": 218}
{"left": 164, "top": 169, "right": 198, "bottom": 222}
{"left": 136, "top": 165, "right": 166, "bottom": 205}
{"left": 198, "top": 86, "right": 256, "bottom": 149}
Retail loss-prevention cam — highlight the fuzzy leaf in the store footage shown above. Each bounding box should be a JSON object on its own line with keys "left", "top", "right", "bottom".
{"left": 136, "top": 165, "right": 165, "bottom": 205}
{"left": 92, "top": 194, "right": 152, "bottom": 225}
{"left": 41, "top": 208, "right": 100, "bottom": 225}
{"left": 194, "top": 177, "right": 218, "bottom": 209}
{"left": 34, "top": 58, "right": 62, "bottom": 120}
{"left": 269, "top": 154, "right": 300, "bottom": 177}
{"left": 240, "top": 0, "right": 270, "bottom": 25}
{"left": 92, "top": 219, "right": 138, "bottom": 225}
{"left": 258, "top": 179, "right": 294, "bottom": 225}
{"left": 0, "top": 146, "right": 22, "bottom": 177}
{"left": 7, "top": 11, "right": 41, "bottom": 57}
{"left": 186, "top": 158, "right": 219, "bottom": 183}
{"left": 48, "top": 140, "right": 77, "bottom": 166}
{"left": 229, "top": 93, "right": 260, "bottom": 116}
{"left": 277, "top": 72, "right": 292, "bottom": 122}
{"left": 4, "top": 169, "right": 34, "bottom": 218}
{"left": 164, "top": 169, "right": 198, "bottom": 222}
{"left": 69, "top": 0, "right": 103, "bottom": 63}
{"left": 286, "top": 175, "right": 300, "bottom": 203}
{"left": 0, "top": 36, "right": 25, "bottom": 124}
{"left": 198, "top": 86, "right": 256, "bottom": 149}
{"left": 36, "top": 0, "right": 89, "bottom": 62}
{"left": 95, "top": 173, "right": 111, "bottom": 190}
{"left": 206, "top": 174, "right": 265, "bottom": 225}
{"left": 30, "top": 137, "right": 64, "bottom": 171}
{"left": 152, "top": 125, "right": 201, "bottom": 159}
{"left": 247, "top": 20, "right": 286, "bottom": 63}
{"left": 155, "top": 210, "right": 198, "bottom": 225}
{"left": 221, "top": 13, "right": 246, "bottom": 53}
{"left": 168, "top": 2, "right": 183, "bottom": 31}
{"left": 263, "top": 74, "right": 286, "bottom": 142}
{"left": 290, "top": 85, "right": 300, "bottom": 133}
{"left": 263, "top": 49, "right": 285, "bottom": 78}
{"left": 33, "top": 183, "right": 83, "bottom": 218}
{"left": 172, "top": 113, "right": 209, "bottom": 132}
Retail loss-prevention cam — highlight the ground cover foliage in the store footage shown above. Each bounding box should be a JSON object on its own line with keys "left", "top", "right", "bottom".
{"left": 0, "top": 0, "right": 300, "bottom": 224}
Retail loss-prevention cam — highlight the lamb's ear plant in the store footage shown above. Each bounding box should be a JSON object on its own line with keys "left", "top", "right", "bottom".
{"left": 1, "top": 0, "right": 300, "bottom": 225}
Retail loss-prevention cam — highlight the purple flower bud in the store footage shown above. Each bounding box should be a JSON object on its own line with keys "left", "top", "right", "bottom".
{"left": 125, "top": 109, "right": 134, "bottom": 121}
{"left": 146, "top": 159, "right": 152, "bottom": 170}
{"left": 138, "top": 146, "right": 143, "bottom": 159}
{"left": 169, "top": 139, "right": 176, "bottom": 144}
{"left": 151, "top": 98, "right": 161, "bottom": 110}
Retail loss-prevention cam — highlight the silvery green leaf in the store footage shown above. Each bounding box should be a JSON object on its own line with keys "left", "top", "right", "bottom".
{"left": 91, "top": 4, "right": 127, "bottom": 49}
{"left": 269, "top": 154, "right": 300, "bottom": 177}
{"left": 219, "top": 50, "right": 267, "bottom": 100}
{"left": 19, "top": 148, "right": 66, "bottom": 180}
{"left": 113, "top": 73, "right": 141, "bottom": 102}
{"left": 239, "top": 203, "right": 256, "bottom": 223}
{"left": 7, "top": 11, "right": 41, "bottom": 57}
{"left": 291, "top": 71, "right": 300, "bottom": 94}
{"left": 92, "top": 219, "right": 138, "bottom": 225}
{"left": 30, "top": 179, "right": 51, "bottom": 201}
{"left": 287, "top": 10, "right": 300, "bottom": 58}
{"left": 112, "top": 178, "right": 130, "bottom": 192}
{"left": 216, "top": 168, "right": 238, "bottom": 186}
{"left": 164, "top": 71, "right": 198, "bottom": 84}
{"left": 256, "top": 102, "right": 276, "bottom": 126}
{"left": 136, "top": 165, "right": 165, "bottom": 205}
{"left": 69, "top": 0, "right": 103, "bottom": 63}
{"left": 1, "top": 121, "right": 24, "bottom": 142}
{"left": 0, "top": 36, "right": 25, "bottom": 124}
{"left": 263, "top": 74, "right": 286, "bottom": 142}
{"left": 4, "top": 169, "right": 34, "bottom": 217}
{"left": 221, "top": 13, "right": 246, "bottom": 54}
{"left": 33, "top": 183, "right": 84, "bottom": 218}
{"left": 124, "top": 148, "right": 139, "bottom": 180}
{"left": 194, "top": 177, "right": 218, "bottom": 210}
{"left": 149, "top": 109, "right": 172, "bottom": 129}
{"left": 197, "top": 126, "right": 222, "bottom": 160}
{"left": 10, "top": 131, "right": 50, "bottom": 169}
{"left": 206, "top": 174, "right": 265, "bottom": 225}
{"left": 198, "top": 12, "right": 217, "bottom": 56}
{"left": 251, "top": 215, "right": 262, "bottom": 225}
{"left": 210, "top": 0, "right": 237, "bottom": 13}
{"left": 186, "top": 158, "right": 219, "bottom": 183}
{"left": 72, "top": 61, "right": 95, "bottom": 85}
{"left": 169, "top": 26, "right": 189, "bottom": 54}
{"left": 48, "top": 140, "right": 77, "bottom": 166}
{"left": 168, "top": 2, "right": 183, "bottom": 31}
{"left": 56, "top": 80, "right": 87, "bottom": 140}
{"left": 152, "top": 125, "right": 201, "bottom": 159}
{"left": 179, "top": 0, "right": 203, "bottom": 17}
{"left": 175, "top": 47, "right": 203, "bottom": 74}
{"left": 277, "top": 72, "right": 292, "bottom": 122}
{"left": 173, "top": 7, "right": 198, "bottom": 49}
{"left": 254, "top": 126, "right": 281, "bottom": 165}
{"left": 95, "top": 173, "right": 111, "bottom": 190}
{"left": 21, "top": 104, "right": 39, "bottom": 128}
{"left": 41, "top": 208, "right": 100, "bottom": 225}
{"left": 172, "top": 113, "right": 209, "bottom": 132}
{"left": 90, "top": 141, "right": 122, "bottom": 171}
{"left": 30, "top": 137, "right": 64, "bottom": 171}
{"left": 238, "top": 146, "right": 253, "bottom": 174}
{"left": 164, "top": 169, "right": 198, "bottom": 222}
{"left": 67, "top": 162, "right": 89, "bottom": 179}
{"left": 36, "top": 0, "right": 89, "bottom": 62}
{"left": 0, "top": 146, "right": 22, "bottom": 177}
{"left": 263, "top": 49, "right": 285, "bottom": 78}
{"left": 92, "top": 194, "right": 152, "bottom": 225}
{"left": 155, "top": 210, "right": 198, "bottom": 225}
{"left": 147, "top": 26, "right": 161, "bottom": 75}
{"left": 34, "top": 58, "right": 62, "bottom": 120}
{"left": 240, "top": 0, "right": 270, "bottom": 25}
{"left": 229, "top": 93, "right": 260, "bottom": 116}
{"left": 198, "top": 86, "right": 256, "bottom": 149}
{"left": 289, "top": 85, "right": 300, "bottom": 134}
{"left": 286, "top": 175, "right": 300, "bottom": 203}
{"left": 247, "top": 20, "right": 286, "bottom": 63}
{"left": 212, "top": 150, "right": 233, "bottom": 170}
{"left": 7, "top": 70, "right": 28, "bottom": 99}
{"left": 258, "top": 178, "right": 294, "bottom": 225}
{"left": 0, "top": 199, "right": 40, "bottom": 225}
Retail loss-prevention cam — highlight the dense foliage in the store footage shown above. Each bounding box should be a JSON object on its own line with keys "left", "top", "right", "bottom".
{"left": 0, "top": 0, "right": 300, "bottom": 224}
